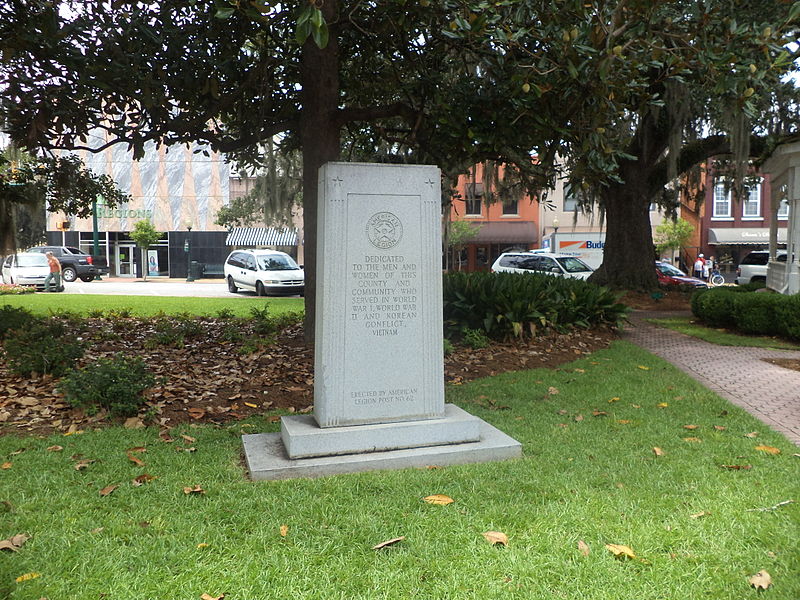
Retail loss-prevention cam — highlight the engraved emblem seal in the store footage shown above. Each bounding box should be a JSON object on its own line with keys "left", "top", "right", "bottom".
{"left": 366, "top": 212, "right": 403, "bottom": 249}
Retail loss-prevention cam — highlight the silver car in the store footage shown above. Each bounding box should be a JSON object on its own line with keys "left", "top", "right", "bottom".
{"left": 490, "top": 251, "right": 594, "bottom": 280}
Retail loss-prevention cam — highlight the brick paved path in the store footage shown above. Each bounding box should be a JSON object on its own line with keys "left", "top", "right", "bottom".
{"left": 622, "top": 311, "right": 800, "bottom": 445}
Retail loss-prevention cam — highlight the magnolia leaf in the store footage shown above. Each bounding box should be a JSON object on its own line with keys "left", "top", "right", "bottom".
{"left": 617, "top": 419, "right": 631, "bottom": 425}
{"left": 749, "top": 570, "right": 772, "bottom": 590}
{"left": 180, "top": 434, "right": 196, "bottom": 443}
{"left": 46, "top": 445, "right": 63, "bottom": 452}
{"left": 0, "top": 533, "right": 30, "bottom": 552}
{"left": 244, "top": 402, "right": 258, "bottom": 408}
{"left": 637, "top": 365, "right": 650, "bottom": 370}
{"left": 127, "top": 446, "right": 146, "bottom": 453}
{"left": 159, "top": 430, "right": 175, "bottom": 443}
{"left": 482, "top": 531, "right": 508, "bottom": 546}
{"left": 99, "top": 484, "right": 119, "bottom": 497}
{"left": 280, "top": 525, "right": 289, "bottom": 537}
{"left": 605, "top": 544, "right": 636, "bottom": 559}
{"left": 577, "top": 540, "right": 590, "bottom": 556}
{"left": 713, "top": 425, "right": 726, "bottom": 431}
{"left": 123, "top": 417, "right": 144, "bottom": 429}
{"left": 755, "top": 445, "right": 781, "bottom": 455}
{"left": 188, "top": 407, "right": 206, "bottom": 419}
{"left": 423, "top": 494, "right": 454, "bottom": 505}
{"left": 657, "top": 402, "right": 669, "bottom": 408}
{"left": 1, "top": 462, "right": 11, "bottom": 469}
{"left": 574, "top": 414, "right": 584, "bottom": 422}
{"left": 200, "top": 594, "right": 225, "bottom": 600}
{"left": 592, "top": 410, "right": 607, "bottom": 417}
{"left": 74, "top": 459, "right": 96, "bottom": 471}
{"left": 183, "top": 485, "right": 205, "bottom": 495}
{"left": 653, "top": 447, "right": 665, "bottom": 457}
{"left": 372, "top": 536, "right": 405, "bottom": 550}
{"left": 744, "top": 432, "right": 759, "bottom": 438}
{"left": 197, "top": 543, "right": 210, "bottom": 548}
{"left": 682, "top": 437, "right": 702, "bottom": 443}
{"left": 547, "top": 386, "right": 559, "bottom": 395}
{"left": 689, "top": 511, "right": 710, "bottom": 519}
{"left": 683, "top": 425, "right": 699, "bottom": 430}
{"left": 608, "top": 397, "right": 620, "bottom": 403}
{"left": 126, "top": 452, "right": 145, "bottom": 467}
{"left": 15, "top": 572, "right": 40, "bottom": 583}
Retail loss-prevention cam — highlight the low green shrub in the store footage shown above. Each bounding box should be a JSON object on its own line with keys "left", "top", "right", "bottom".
{"left": 59, "top": 353, "right": 156, "bottom": 417}
{"left": 0, "top": 305, "right": 37, "bottom": 339}
{"left": 692, "top": 287, "right": 800, "bottom": 340}
{"left": 2, "top": 320, "right": 84, "bottom": 376}
{"left": 462, "top": 327, "right": 490, "bottom": 349}
{"left": 442, "top": 272, "right": 627, "bottom": 339}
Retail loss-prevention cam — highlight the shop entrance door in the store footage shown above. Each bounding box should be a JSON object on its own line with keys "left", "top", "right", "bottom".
{"left": 115, "top": 244, "right": 137, "bottom": 277}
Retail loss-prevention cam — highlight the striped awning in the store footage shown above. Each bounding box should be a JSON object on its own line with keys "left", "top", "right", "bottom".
{"left": 225, "top": 227, "right": 298, "bottom": 247}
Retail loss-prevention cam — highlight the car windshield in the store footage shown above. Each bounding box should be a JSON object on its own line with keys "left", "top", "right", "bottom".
{"left": 656, "top": 263, "right": 686, "bottom": 277}
{"left": 17, "top": 254, "right": 48, "bottom": 267}
{"left": 258, "top": 255, "right": 299, "bottom": 271}
{"left": 555, "top": 257, "right": 592, "bottom": 273}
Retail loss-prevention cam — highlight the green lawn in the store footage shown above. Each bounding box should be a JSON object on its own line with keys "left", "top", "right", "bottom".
{"left": 0, "top": 293, "right": 304, "bottom": 317}
{"left": 1, "top": 341, "right": 797, "bottom": 599}
{"left": 648, "top": 317, "right": 800, "bottom": 350}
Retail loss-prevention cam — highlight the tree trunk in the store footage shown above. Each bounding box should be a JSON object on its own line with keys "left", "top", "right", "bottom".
{"left": 589, "top": 177, "right": 659, "bottom": 291}
{"left": 299, "top": 1, "right": 340, "bottom": 343}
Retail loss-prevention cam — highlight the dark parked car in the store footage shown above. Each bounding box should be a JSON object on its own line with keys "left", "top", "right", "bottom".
{"left": 26, "top": 246, "right": 109, "bottom": 282}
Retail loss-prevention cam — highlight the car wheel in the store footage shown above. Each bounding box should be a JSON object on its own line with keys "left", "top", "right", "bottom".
{"left": 62, "top": 267, "right": 77, "bottom": 282}
{"left": 227, "top": 276, "right": 238, "bottom": 293}
{"left": 79, "top": 275, "right": 94, "bottom": 282}
{"left": 256, "top": 281, "right": 265, "bottom": 296}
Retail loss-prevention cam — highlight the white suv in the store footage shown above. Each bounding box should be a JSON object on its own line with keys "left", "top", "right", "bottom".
{"left": 490, "top": 251, "right": 594, "bottom": 280}
{"left": 224, "top": 249, "right": 304, "bottom": 296}
{"left": 735, "top": 250, "right": 787, "bottom": 285}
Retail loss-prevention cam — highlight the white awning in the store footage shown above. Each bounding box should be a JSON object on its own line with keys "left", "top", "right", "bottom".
{"left": 225, "top": 227, "right": 298, "bottom": 247}
{"left": 708, "top": 227, "right": 787, "bottom": 245}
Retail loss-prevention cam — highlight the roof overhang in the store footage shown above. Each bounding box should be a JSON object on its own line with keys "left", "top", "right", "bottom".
{"left": 225, "top": 227, "right": 298, "bottom": 247}
{"left": 470, "top": 222, "right": 538, "bottom": 245}
{"left": 708, "top": 227, "right": 787, "bottom": 245}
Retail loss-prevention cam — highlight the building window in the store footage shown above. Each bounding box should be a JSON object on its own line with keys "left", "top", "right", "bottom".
{"left": 563, "top": 191, "right": 578, "bottom": 212}
{"left": 777, "top": 198, "right": 789, "bottom": 219}
{"left": 712, "top": 181, "right": 731, "bottom": 218}
{"left": 742, "top": 181, "right": 761, "bottom": 218}
{"left": 465, "top": 182, "right": 483, "bottom": 216}
{"left": 502, "top": 198, "right": 518, "bottom": 215}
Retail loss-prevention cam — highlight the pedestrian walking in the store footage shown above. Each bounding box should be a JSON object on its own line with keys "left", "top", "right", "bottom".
{"left": 44, "top": 251, "right": 62, "bottom": 292}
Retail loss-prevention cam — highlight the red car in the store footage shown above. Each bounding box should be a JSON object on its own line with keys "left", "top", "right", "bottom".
{"left": 655, "top": 261, "right": 708, "bottom": 288}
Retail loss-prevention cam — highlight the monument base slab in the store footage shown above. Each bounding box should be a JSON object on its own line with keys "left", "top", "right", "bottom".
{"left": 243, "top": 417, "right": 522, "bottom": 481}
{"left": 281, "top": 404, "right": 481, "bottom": 459}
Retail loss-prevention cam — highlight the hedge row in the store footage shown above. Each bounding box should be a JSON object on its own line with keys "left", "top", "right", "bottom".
{"left": 442, "top": 271, "right": 628, "bottom": 339}
{"left": 691, "top": 288, "right": 800, "bottom": 340}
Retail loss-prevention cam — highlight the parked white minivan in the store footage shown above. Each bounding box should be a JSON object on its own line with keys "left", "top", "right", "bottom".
{"left": 224, "top": 249, "right": 304, "bottom": 296}
{"left": 490, "top": 251, "right": 594, "bottom": 280}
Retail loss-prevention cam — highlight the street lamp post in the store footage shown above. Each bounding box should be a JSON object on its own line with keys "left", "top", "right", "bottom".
{"left": 185, "top": 224, "right": 194, "bottom": 282}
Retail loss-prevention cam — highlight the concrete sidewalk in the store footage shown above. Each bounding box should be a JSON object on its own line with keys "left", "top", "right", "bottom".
{"left": 622, "top": 311, "right": 800, "bottom": 445}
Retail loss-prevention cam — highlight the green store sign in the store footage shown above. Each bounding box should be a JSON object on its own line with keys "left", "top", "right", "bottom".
{"left": 95, "top": 203, "right": 153, "bottom": 220}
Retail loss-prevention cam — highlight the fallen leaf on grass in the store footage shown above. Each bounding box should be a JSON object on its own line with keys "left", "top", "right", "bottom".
{"left": 657, "top": 402, "right": 669, "bottom": 408}
{"left": 126, "top": 452, "right": 145, "bottom": 467}
{"left": 200, "top": 594, "right": 224, "bottom": 600}
{"left": 127, "top": 446, "right": 146, "bottom": 453}
{"left": 682, "top": 437, "right": 702, "bottom": 443}
{"left": 592, "top": 410, "right": 607, "bottom": 417}
{"left": 280, "top": 525, "right": 289, "bottom": 538}
{"left": 547, "top": 387, "right": 559, "bottom": 395}
{"left": 46, "top": 445, "right": 63, "bottom": 452}
{"left": 74, "top": 459, "right": 96, "bottom": 471}
{"left": 180, "top": 434, "right": 196, "bottom": 443}
{"left": 574, "top": 414, "right": 584, "bottom": 422}
{"left": 9, "top": 448, "right": 25, "bottom": 455}
{"left": 0, "top": 533, "right": 30, "bottom": 552}
{"left": 423, "top": 494, "right": 454, "bottom": 505}
{"left": 721, "top": 464, "right": 752, "bottom": 470}
{"left": 15, "top": 572, "right": 39, "bottom": 583}
{"left": 577, "top": 540, "right": 590, "bottom": 556}
{"left": 132, "top": 473, "right": 157, "bottom": 486}
{"left": 159, "top": 430, "right": 174, "bottom": 443}
{"left": 617, "top": 420, "right": 631, "bottom": 425}
{"left": 244, "top": 402, "right": 258, "bottom": 408}
{"left": 197, "top": 543, "right": 210, "bottom": 548}
{"left": 183, "top": 485, "right": 205, "bottom": 495}
{"left": 605, "top": 544, "right": 636, "bottom": 559}
{"left": 608, "top": 397, "right": 620, "bottom": 403}
{"left": 690, "top": 511, "right": 711, "bottom": 519}
{"left": 482, "top": 531, "right": 508, "bottom": 546}
{"left": 755, "top": 445, "right": 781, "bottom": 455}
{"left": 99, "top": 484, "right": 119, "bottom": 497}
{"left": 749, "top": 570, "right": 772, "bottom": 590}
{"left": 637, "top": 365, "right": 650, "bottom": 370}
{"left": 1, "top": 462, "right": 11, "bottom": 469}
{"left": 744, "top": 432, "right": 759, "bottom": 438}
{"left": 372, "top": 536, "right": 405, "bottom": 550}
{"left": 683, "top": 425, "right": 699, "bottom": 430}
{"left": 653, "top": 447, "right": 665, "bottom": 457}
{"left": 713, "top": 425, "right": 726, "bottom": 431}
